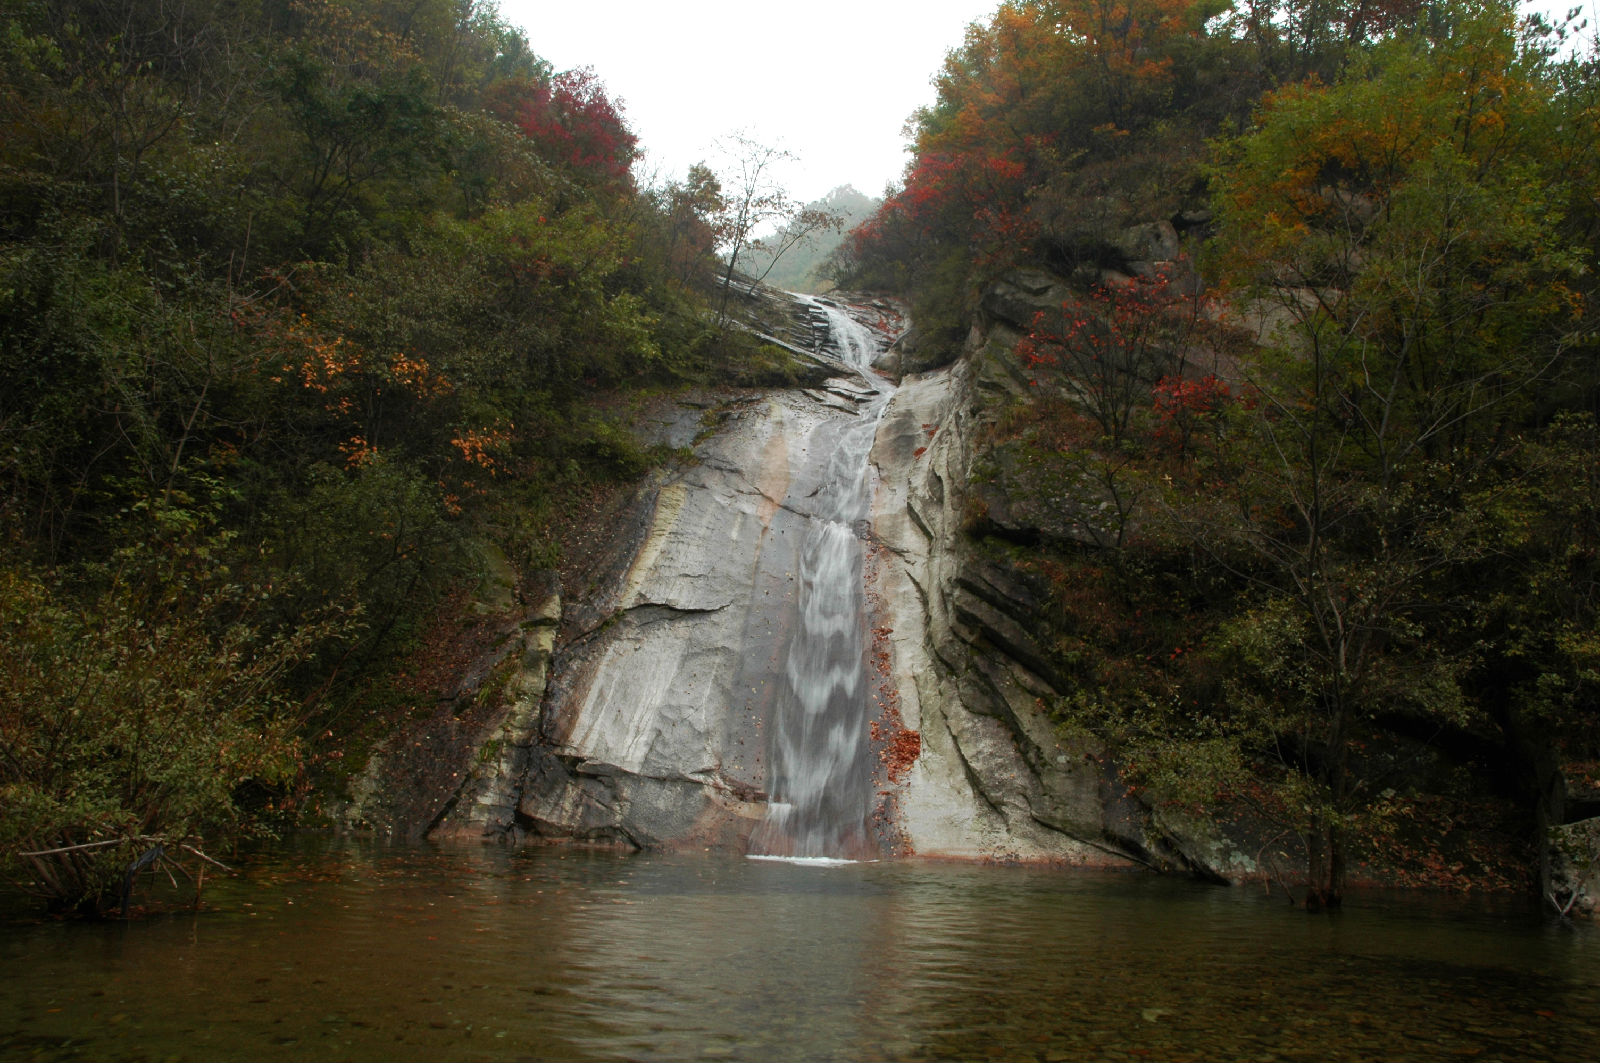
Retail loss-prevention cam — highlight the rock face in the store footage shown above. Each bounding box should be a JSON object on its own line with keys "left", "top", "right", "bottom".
{"left": 405, "top": 282, "right": 1252, "bottom": 877}
{"left": 482, "top": 393, "right": 824, "bottom": 847}
{"left": 865, "top": 321, "right": 1245, "bottom": 873}
{"left": 452, "top": 294, "right": 904, "bottom": 852}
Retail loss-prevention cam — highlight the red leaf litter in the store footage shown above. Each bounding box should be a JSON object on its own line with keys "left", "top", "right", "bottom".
{"left": 863, "top": 537, "right": 920, "bottom": 856}
{"left": 865, "top": 588, "right": 921, "bottom": 784}
{"left": 870, "top": 705, "right": 922, "bottom": 783}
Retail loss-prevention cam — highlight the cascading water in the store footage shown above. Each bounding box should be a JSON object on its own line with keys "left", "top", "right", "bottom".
{"left": 749, "top": 299, "right": 895, "bottom": 862}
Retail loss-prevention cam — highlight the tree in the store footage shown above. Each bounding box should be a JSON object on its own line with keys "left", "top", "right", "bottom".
{"left": 710, "top": 133, "right": 837, "bottom": 322}
{"left": 649, "top": 162, "right": 726, "bottom": 291}
{"left": 1017, "top": 266, "right": 1207, "bottom": 445}
{"left": 0, "top": 508, "right": 350, "bottom": 914}
{"left": 511, "top": 67, "right": 637, "bottom": 193}
{"left": 834, "top": 0, "right": 1234, "bottom": 346}
{"left": 1188, "top": 2, "right": 1585, "bottom": 905}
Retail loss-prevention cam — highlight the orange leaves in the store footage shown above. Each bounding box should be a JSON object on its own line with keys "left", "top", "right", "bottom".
{"left": 449, "top": 424, "right": 511, "bottom": 476}
{"left": 277, "top": 315, "right": 453, "bottom": 416}
{"left": 1214, "top": 14, "right": 1550, "bottom": 292}
{"left": 389, "top": 351, "right": 450, "bottom": 398}
{"left": 278, "top": 314, "right": 354, "bottom": 395}
{"left": 338, "top": 435, "right": 378, "bottom": 468}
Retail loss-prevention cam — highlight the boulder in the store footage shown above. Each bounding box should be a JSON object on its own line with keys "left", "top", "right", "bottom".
{"left": 1112, "top": 219, "right": 1180, "bottom": 264}
{"left": 981, "top": 270, "right": 1073, "bottom": 332}
{"left": 1550, "top": 818, "right": 1600, "bottom": 916}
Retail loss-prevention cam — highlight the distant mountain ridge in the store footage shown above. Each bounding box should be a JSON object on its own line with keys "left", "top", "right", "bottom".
{"left": 738, "top": 185, "right": 880, "bottom": 293}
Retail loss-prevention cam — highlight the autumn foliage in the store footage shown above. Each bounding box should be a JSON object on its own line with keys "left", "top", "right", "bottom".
{"left": 1016, "top": 268, "right": 1206, "bottom": 443}
{"left": 0, "top": 0, "right": 775, "bottom": 913}
{"left": 843, "top": 0, "right": 1600, "bottom": 905}
{"left": 511, "top": 68, "right": 638, "bottom": 192}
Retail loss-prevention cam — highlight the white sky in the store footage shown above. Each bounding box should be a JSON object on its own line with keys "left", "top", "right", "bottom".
{"left": 495, "top": 1, "right": 1595, "bottom": 206}
{"left": 495, "top": 0, "right": 999, "bottom": 204}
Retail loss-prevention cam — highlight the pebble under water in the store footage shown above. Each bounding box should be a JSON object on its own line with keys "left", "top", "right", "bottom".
{"left": 3, "top": 839, "right": 1599, "bottom": 1062}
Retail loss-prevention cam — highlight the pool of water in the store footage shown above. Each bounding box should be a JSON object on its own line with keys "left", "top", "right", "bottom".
{"left": 2, "top": 839, "right": 1597, "bottom": 1061}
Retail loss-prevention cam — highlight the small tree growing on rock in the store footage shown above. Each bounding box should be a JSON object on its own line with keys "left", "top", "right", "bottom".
{"left": 1016, "top": 266, "right": 1207, "bottom": 446}
{"left": 710, "top": 133, "right": 839, "bottom": 323}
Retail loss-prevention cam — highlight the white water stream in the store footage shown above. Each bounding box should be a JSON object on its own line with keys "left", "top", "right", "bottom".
{"left": 748, "top": 299, "right": 895, "bottom": 860}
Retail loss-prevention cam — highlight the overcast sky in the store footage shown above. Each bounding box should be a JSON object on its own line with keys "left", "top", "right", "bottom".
{"left": 495, "top": 1, "right": 1595, "bottom": 206}
{"left": 495, "top": 0, "right": 999, "bottom": 204}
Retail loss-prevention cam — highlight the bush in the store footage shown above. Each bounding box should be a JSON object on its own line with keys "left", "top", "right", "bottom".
{"left": 0, "top": 506, "right": 349, "bottom": 914}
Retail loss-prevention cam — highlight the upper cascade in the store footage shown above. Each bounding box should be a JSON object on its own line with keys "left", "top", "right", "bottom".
{"left": 795, "top": 294, "right": 892, "bottom": 369}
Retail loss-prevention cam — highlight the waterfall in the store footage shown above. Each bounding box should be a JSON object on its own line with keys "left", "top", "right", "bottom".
{"left": 749, "top": 299, "right": 894, "bottom": 862}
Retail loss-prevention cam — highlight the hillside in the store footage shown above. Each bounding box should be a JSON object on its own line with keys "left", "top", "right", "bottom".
{"left": 830, "top": 0, "right": 1600, "bottom": 908}
{"left": 737, "top": 184, "right": 881, "bottom": 293}
{"left": 0, "top": 0, "right": 829, "bottom": 913}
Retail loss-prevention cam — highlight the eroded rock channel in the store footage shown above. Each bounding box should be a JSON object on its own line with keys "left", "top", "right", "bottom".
{"left": 357, "top": 286, "right": 1241, "bottom": 873}
{"left": 407, "top": 294, "right": 907, "bottom": 856}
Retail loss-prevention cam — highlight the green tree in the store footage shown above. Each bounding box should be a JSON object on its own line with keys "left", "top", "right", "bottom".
{"left": 0, "top": 503, "right": 350, "bottom": 914}
{"left": 1190, "top": 1, "right": 1585, "bottom": 905}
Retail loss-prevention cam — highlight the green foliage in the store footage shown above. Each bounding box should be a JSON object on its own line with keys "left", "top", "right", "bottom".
{"left": 0, "top": 513, "right": 350, "bottom": 913}
{"left": 0, "top": 0, "right": 781, "bottom": 912}
{"left": 919, "top": 0, "right": 1600, "bottom": 900}
{"left": 267, "top": 455, "right": 463, "bottom": 652}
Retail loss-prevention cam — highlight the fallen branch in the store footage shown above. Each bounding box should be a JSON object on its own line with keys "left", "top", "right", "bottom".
{"left": 178, "top": 844, "right": 233, "bottom": 872}
{"left": 1548, "top": 889, "right": 1580, "bottom": 918}
{"left": 18, "top": 836, "right": 232, "bottom": 872}
{"left": 18, "top": 838, "right": 140, "bottom": 858}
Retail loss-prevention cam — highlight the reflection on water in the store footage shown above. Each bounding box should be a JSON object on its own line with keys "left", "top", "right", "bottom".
{"left": 2, "top": 839, "right": 1598, "bottom": 1061}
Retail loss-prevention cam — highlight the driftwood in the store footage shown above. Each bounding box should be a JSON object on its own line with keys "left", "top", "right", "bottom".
{"left": 18, "top": 836, "right": 232, "bottom": 870}
{"left": 15, "top": 835, "right": 234, "bottom": 915}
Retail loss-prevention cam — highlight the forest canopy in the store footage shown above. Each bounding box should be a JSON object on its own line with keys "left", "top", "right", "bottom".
{"left": 0, "top": 0, "right": 808, "bottom": 912}
{"left": 830, "top": 0, "right": 1599, "bottom": 906}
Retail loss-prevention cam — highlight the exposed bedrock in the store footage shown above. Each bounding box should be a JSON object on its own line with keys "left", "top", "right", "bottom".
{"left": 411, "top": 284, "right": 1259, "bottom": 878}
{"left": 468, "top": 390, "right": 832, "bottom": 848}
{"left": 440, "top": 291, "right": 904, "bottom": 851}
{"left": 868, "top": 324, "right": 1254, "bottom": 875}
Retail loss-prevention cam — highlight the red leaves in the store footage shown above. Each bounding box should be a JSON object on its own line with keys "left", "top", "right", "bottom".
{"left": 873, "top": 720, "right": 923, "bottom": 784}
{"left": 511, "top": 68, "right": 638, "bottom": 190}
{"left": 863, "top": 600, "right": 921, "bottom": 787}
{"left": 1152, "top": 373, "right": 1231, "bottom": 454}
{"left": 1152, "top": 374, "right": 1229, "bottom": 415}
{"left": 848, "top": 145, "right": 1038, "bottom": 275}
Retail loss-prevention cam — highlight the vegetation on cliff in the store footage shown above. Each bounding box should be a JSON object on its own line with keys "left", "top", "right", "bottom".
{"left": 0, "top": 0, "right": 812, "bottom": 913}
{"left": 834, "top": 0, "right": 1598, "bottom": 906}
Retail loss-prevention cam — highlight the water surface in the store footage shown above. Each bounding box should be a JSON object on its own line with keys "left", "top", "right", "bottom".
{"left": 2, "top": 840, "right": 1597, "bottom": 1061}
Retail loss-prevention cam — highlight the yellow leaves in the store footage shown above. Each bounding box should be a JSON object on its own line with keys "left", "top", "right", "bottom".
{"left": 289, "top": 0, "right": 421, "bottom": 75}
